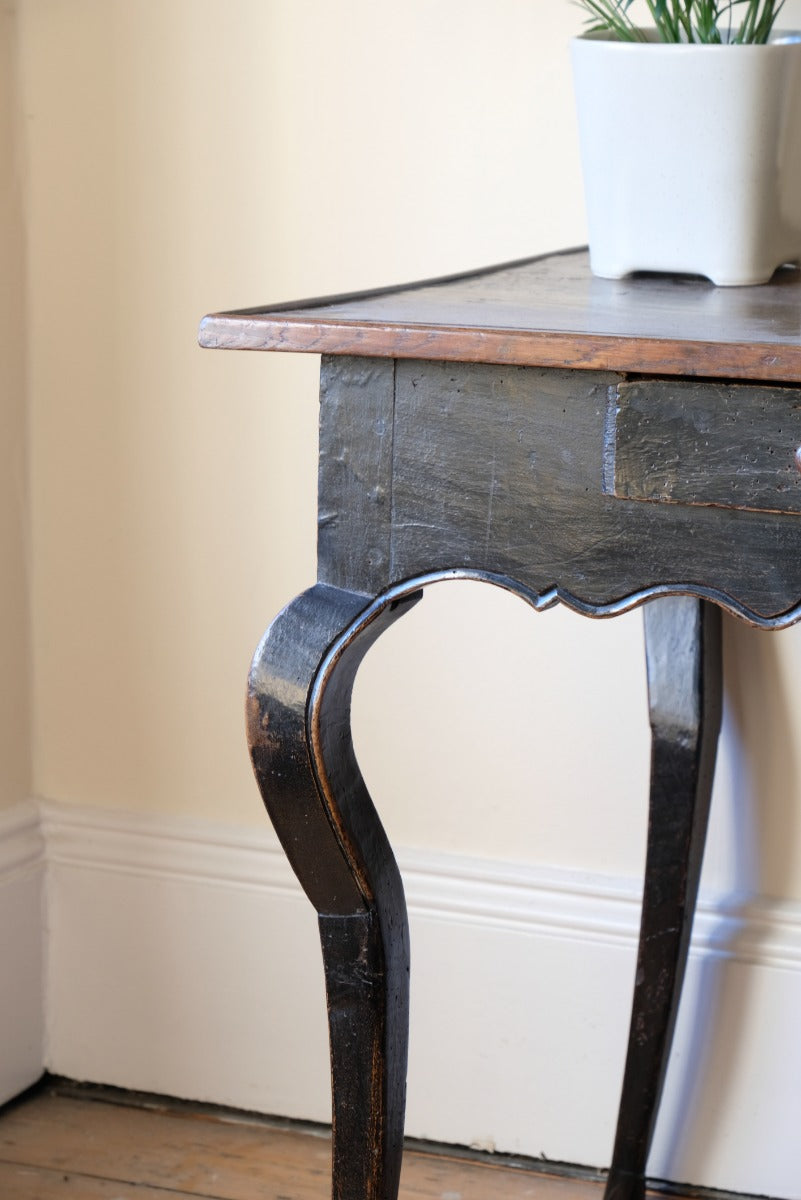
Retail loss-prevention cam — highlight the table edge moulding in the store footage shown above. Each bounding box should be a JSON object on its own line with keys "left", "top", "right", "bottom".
{"left": 199, "top": 245, "right": 801, "bottom": 383}
{"left": 200, "top": 248, "right": 801, "bottom": 1200}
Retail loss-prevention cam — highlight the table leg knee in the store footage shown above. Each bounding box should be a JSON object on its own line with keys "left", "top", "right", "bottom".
{"left": 247, "top": 582, "right": 419, "bottom": 1200}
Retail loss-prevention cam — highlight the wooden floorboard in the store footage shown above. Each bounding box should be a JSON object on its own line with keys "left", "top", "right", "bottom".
{"left": 0, "top": 1161, "right": 192, "bottom": 1199}
{"left": 0, "top": 1084, "right": 675, "bottom": 1200}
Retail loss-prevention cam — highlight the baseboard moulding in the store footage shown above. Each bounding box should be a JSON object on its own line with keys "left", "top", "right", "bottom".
{"left": 0, "top": 800, "right": 46, "bottom": 1105}
{"left": 25, "top": 798, "right": 801, "bottom": 1200}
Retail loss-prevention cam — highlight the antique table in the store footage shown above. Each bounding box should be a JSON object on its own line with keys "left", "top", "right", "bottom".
{"left": 199, "top": 248, "right": 801, "bottom": 1200}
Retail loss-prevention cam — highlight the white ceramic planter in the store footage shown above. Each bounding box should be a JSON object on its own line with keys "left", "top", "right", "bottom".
{"left": 571, "top": 31, "right": 801, "bottom": 285}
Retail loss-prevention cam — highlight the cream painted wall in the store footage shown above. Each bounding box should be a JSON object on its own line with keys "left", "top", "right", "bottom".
{"left": 0, "top": 0, "right": 29, "bottom": 812}
{"left": 17, "top": 0, "right": 801, "bottom": 899}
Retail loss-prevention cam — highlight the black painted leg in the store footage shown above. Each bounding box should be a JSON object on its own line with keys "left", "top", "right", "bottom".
{"left": 247, "top": 583, "right": 420, "bottom": 1200}
{"left": 605, "top": 597, "right": 723, "bottom": 1200}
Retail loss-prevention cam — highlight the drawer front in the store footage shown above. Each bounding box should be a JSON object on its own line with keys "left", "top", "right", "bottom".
{"left": 605, "top": 380, "right": 801, "bottom": 516}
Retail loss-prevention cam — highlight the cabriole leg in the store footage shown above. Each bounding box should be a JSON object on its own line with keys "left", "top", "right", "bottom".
{"left": 605, "top": 597, "right": 723, "bottom": 1200}
{"left": 247, "top": 583, "right": 420, "bottom": 1200}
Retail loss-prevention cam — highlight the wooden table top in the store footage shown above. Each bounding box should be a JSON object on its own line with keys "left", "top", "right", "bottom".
{"left": 199, "top": 247, "right": 801, "bottom": 383}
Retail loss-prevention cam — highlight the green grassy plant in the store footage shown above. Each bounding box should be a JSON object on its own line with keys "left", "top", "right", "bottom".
{"left": 577, "top": 0, "right": 784, "bottom": 42}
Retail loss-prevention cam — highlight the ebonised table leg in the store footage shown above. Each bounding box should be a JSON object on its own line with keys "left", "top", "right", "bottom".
{"left": 605, "top": 597, "right": 723, "bottom": 1200}
{"left": 247, "top": 582, "right": 420, "bottom": 1200}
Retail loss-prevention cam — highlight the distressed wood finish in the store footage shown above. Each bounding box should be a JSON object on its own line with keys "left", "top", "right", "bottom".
{"left": 201, "top": 249, "right": 801, "bottom": 1200}
{"left": 610, "top": 380, "right": 801, "bottom": 516}
{"left": 387, "top": 361, "right": 801, "bottom": 626}
{"left": 199, "top": 248, "right": 801, "bottom": 382}
{"left": 318, "top": 357, "right": 396, "bottom": 593}
{"left": 606, "top": 598, "right": 722, "bottom": 1200}
{"left": 247, "top": 583, "right": 420, "bottom": 1200}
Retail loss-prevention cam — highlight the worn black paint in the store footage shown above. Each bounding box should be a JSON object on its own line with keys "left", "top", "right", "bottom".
{"left": 318, "top": 357, "right": 396, "bottom": 593}
{"left": 611, "top": 379, "right": 801, "bottom": 516}
{"left": 606, "top": 597, "right": 722, "bottom": 1200}
{"left": 243, "top": 350, "right": 798, "bottom": 1200}
{"left": 387, "top": 361, "right": 801, "bottom": 622}
{"left": 247, "top": 582, "right": 417, "bottom": 1200}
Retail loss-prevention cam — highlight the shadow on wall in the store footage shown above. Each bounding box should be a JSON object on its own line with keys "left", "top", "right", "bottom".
{"left": 657, "top": 614, "right": 800, "bottom": 1181}
{"left": 725, "top": 618, "right": 801, "bottom": 900}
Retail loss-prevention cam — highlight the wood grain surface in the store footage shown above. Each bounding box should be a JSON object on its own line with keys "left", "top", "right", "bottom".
{"left": 318, "top": 357, "right": 396, "bottom": 593}
{"left": 199, "top": 249, "right": 801, "bottom": 382}
{"left": 610, "top": 379, "right": 801, "bottom": 516}
{"left": 374, "top": 361, "right": 801, "bottom": 624}
{"left": 0, "top": 1086, "right": 670, "bottom": 1200}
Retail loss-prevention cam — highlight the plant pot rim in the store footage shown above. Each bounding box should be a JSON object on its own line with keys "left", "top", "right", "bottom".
{"left": 573, "top": 28, "right": 801, "bottom": 47}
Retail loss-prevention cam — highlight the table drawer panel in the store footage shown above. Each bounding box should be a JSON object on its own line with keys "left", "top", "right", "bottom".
{"left": 606, "top": 380, "right": 801, "bottom": 516}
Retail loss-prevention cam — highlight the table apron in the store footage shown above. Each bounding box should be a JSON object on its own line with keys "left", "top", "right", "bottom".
{"left": 316, "top": 356, "right": 801, "bottom": 626}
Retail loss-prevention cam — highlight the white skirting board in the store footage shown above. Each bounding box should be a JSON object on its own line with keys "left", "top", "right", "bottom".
{"left": 32, "top": 799, "right": 801, "bottom": 1199}
{"left": 0, "top": 801, "right": 45, "bottom": 1105}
